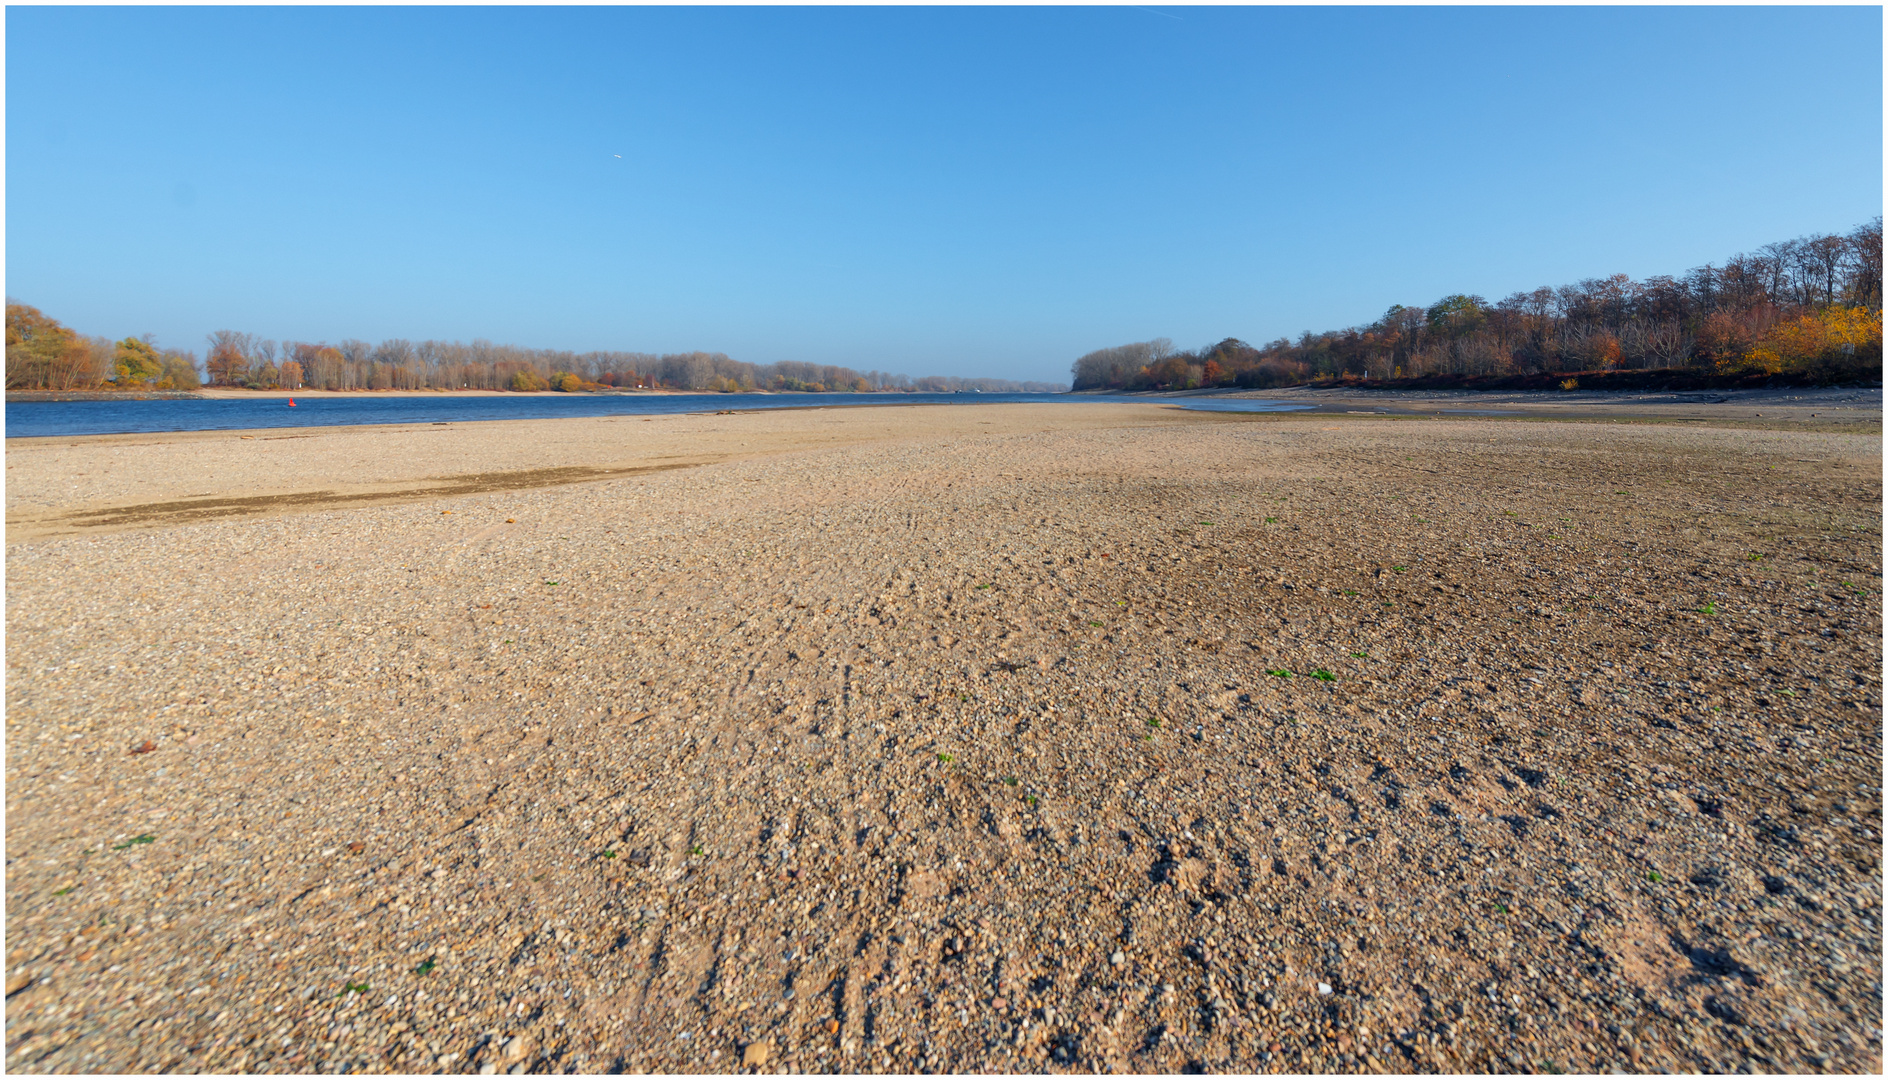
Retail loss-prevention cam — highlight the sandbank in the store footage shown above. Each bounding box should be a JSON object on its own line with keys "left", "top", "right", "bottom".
{"left": 5, "top": 403, "right": 1880, "bottom": 1073}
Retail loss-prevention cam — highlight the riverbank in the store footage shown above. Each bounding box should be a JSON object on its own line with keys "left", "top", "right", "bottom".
{"left": 193, "top": 387, "right": 687, "bottom": 399}
{"left": 5, "top": 404, "right": 1880, "bottom": 1073}
{"left": 4, "top": 386, "right": 911, "bottom": 404}
{"left": 1118, "top": 383, "right": 1882, "bottom": 429}
{"left": 5, "top": 390, "right": 207, "bottom": 402}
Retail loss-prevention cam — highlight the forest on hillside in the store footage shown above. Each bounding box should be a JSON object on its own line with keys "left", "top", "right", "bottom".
{"left": 1074, "top": 219, "right": 1883, "bottom": 391}
{"left": 3, "top": 313, "right": 1066, "bottom": 395}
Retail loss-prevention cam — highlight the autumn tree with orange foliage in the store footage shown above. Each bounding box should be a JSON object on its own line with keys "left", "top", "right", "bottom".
{"left": 6, "top": 302, "right": 100, "bottom": 390}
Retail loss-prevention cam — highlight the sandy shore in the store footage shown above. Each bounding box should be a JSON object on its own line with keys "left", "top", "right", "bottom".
{"left": 191, "top": 388, "right": 702, "bottom": 400}
{"left": 5, "top": 403, "right": 1881, "bottom": 1073}
{"left": 1162, "top": 384, "right": 1883, "bottom": 426}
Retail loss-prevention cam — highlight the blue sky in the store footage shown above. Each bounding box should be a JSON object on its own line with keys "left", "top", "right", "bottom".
{"left": 7, "top": 6, "right": 1881, "bottom": 385}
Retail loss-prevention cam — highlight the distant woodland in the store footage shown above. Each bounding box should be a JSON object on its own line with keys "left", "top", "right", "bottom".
{"left": 1075, "top": 220, "right": 1883, "bottom": 391}
{"left": 12, "top": 220, "right": 1877, "bottom": 396}
{"left": 3, "top": 308, "right": 205, "bottom": 392}
{"left": 3, "top": 313, "right": 1066, "bottom": 394}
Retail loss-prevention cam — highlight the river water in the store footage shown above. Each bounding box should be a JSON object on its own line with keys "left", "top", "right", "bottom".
{"left": 4, "top": 392, "right": 1312, "bottom": 438}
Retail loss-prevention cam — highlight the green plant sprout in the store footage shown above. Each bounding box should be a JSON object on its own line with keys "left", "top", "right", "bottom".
{"left": 111, "top": 834, "right": 154, "bottom": 851}
{"left": 1310, "top": 669, "right": 1336, "bottom": 682}
{"left": 1698, "top": 602, "right": 1717, "bottom": 615}
{"left": 338, "top": 982, "right": 370, "bottom": 998}
{"left": 1645, "top": 870, "right": 1663, "bottom": 883}
{"left": 52, "top": 886, "right": 73, "bottom": 897}
{"left": 1088, "top": 621, "right": 1104, "bottom": 628}
{"left": 414, "top": 958, "right": 436, "bottom": 976}
{"left": 1267, "top": 669, "right": 1292, "bottom": 679}
{"left": 976, "top": 583, "right": 992, "bottom": 590}
{"left": 1002, "top": 776, "right": 1018, "bottom": 786}
{"left": 937, "top": 753, "right": 954, "bottom": 764}
{"left": 1350, "top": 651, "right": 1369, "bottom": 659}
{"left": 601, "top": 850, "right": 616, "bottom": 859}
{"left": 1145, "top": 717, "right": 1161, "bottom": 728}
{"left": 1342, "top": 590, "right": 1358, "bottom": 596}
{"left": 1265, "top": 517, "right": 1279, "bottom": 524}
{"left": 688, "top": 844, "right": 705, "bottom": 857}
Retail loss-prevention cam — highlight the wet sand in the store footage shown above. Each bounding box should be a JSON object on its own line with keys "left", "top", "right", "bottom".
{"left": 5, "top": 402, "right": 1881, "bottom": 1074}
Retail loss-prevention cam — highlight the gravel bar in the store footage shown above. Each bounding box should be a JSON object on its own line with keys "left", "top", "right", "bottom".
{"left": 5, "top": 403, "right": 1881, "bottom": 1074}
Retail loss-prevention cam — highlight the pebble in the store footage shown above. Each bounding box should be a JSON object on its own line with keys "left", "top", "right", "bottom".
{"left": 3, "top": 406, "right": 1878, "bottom": 1075}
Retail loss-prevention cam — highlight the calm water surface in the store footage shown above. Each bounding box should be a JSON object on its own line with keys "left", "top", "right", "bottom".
{"left": 5, "top": 393, "right": 1312, "bottom": 438}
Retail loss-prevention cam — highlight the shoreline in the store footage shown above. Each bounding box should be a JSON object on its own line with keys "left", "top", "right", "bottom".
{"left": 7, "top": 388, "right": 1876, "bottom": 445}
{"left": 2, "top": 402, "right": 1185, "bottom": 539}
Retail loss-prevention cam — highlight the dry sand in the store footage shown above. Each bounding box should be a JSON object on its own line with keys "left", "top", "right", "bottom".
{"left": 1171, "top": 384, "right": 1883, "bottom": 427}
{"left": 4, "top": 402, "right": 1882, "bottom": 1074}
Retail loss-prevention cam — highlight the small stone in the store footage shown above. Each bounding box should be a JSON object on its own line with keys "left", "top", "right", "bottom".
{"left": 1318, "top": 982, "right": 1333, "bottom": 996}
{"left": 1110, "top": 951, "right": 1125, "bottom": 967}
{"left": 744, "top": 1040, "right": 773, "bottom": 1068}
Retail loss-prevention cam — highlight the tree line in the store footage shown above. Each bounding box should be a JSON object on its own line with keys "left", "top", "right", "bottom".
{"left": 3, "top": 306, "right": 1065, "bottom": 394}
{"left": 1073, "top": 219, "right": 1883, "bottom": 390}
{"left": 4, "top": 304, "right": 203, "bottom": 391}
{"left": 197, "top": 334, "right": 1064, "bottom": 394}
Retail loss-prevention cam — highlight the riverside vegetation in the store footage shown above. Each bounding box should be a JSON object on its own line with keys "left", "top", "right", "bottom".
{"left": 1073, "top": 219, "right": 1883, "bottom": 392}
{"left": 4, "top": 303, "right": 1062, "bottom": 396}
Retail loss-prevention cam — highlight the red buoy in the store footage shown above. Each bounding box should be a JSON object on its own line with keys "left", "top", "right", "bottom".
{"left": 288, "top": 398, "right": 297, "bottom": 406}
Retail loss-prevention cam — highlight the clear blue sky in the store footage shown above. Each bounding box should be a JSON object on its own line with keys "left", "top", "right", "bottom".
{"left": 7, "top": 6, "right": 1881, "bottom": 385}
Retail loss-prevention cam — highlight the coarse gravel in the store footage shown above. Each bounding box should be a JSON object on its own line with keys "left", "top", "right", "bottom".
{"left": 4, "top": 403, "right": 1881, "bottom": 1074}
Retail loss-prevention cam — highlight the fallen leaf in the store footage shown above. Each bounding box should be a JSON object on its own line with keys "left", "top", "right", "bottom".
{"left": 346, "top": 841, "right": 365, "bottom": 855}
{"left": 129, "top": 740, "right": 157, "bottom": 756}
